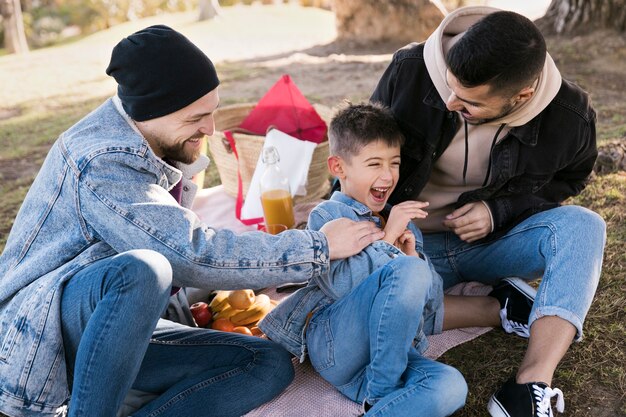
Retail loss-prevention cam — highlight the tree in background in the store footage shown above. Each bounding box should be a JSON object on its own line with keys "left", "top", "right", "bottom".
{"left": 536, "top": 0, "right": 625, "bottom": 34}
{"left": 333, "top": 0, "right": 445, "bottom": 43}
{"left": 0, "top": 0, "right": 195, "bottom": 50}
{"left": 1, "top": 0, "right": 29, "bottom": 53}
{"left": 198, "top": 0, "right": 220, "bottom": 21}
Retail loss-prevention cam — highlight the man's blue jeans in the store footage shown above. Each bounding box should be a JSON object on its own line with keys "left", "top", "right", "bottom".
{"left": 61, "top": 249, "right": 294, "bottom": 417}
{"left": 423, "top": 205, "right": 606, "bottom": 340}
{"left": 306, "top": 256, "right": 467, "bottom": 417}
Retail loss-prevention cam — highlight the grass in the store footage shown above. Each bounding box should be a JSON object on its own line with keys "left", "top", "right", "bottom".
{"left": 442, "top": 172, "right": 626, "bottom": 416}
{"left": 1, "top": 4, "right": 625, "bottom": 416}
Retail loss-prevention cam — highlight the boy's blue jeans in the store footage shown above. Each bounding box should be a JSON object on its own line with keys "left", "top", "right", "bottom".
{"left": 424, "top": 205, "right": 606, "bottom": 340}
{"left": 60, "top": 249, "right": 294, "bottom": 417}
{"left": 306, "top": 256, "right": 467, "bottom": 417}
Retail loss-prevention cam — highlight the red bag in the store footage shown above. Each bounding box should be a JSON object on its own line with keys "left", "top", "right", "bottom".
{"left": 239, "top": 74, "right": 327, "bottom": 144}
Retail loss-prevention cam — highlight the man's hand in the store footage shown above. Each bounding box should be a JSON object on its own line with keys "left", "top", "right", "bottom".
{"left": 383, "top": 201, "right": 429, "bottom": 245}
{"left": 320, "top": 218, "right": 385, "bottom": 260}
{"left": 442, "top": 202, "right": 492, "bottom": 242}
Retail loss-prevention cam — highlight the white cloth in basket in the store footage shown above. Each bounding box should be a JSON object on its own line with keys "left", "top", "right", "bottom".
{"left": 241, "top": 129, "right": 317, "bottom": 222}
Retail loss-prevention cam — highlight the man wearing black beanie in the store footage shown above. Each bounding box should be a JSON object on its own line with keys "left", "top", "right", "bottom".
{"left": 0, "top": 25, "right": 384, "bottom": 417}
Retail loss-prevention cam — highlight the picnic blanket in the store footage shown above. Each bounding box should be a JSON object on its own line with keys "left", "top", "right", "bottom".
{"left": 191, "top": 186, "right": 494, "bottom": 417}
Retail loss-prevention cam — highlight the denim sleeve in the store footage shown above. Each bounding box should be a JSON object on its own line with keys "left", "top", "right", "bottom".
{"left": 407, "top": 221, "right": 424, "bottom": 251}
{"left": 77, "top": 152, "right": 329, "bottom": 290}
{"left": 307, "top": 206, "right": 395, "bottom": 300}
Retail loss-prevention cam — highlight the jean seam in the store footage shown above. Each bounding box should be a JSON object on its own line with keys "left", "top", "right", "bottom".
{"left": 369, "top": 367, "right": 429, "bottom": 416}
{"left": 435, "top": 223, "right": 559, "bottom": 284}
{"left": 145, "top": 346, "right": 259, "bottom": 417}
{"left": 368, "top": 262, "right": 403, "bottom": 402}
{"left": 537, "top": 226, "right": 557, "bottom": 309}
{"left": 148, "top": 339, "right": 255, "bottom": 348}
{"left": 146, "top": 366, "right": 250, "bottom": 416}
{"left": 72, "top": 264, "right": 126, "bottom": 416}
{"left": 449, "top": 222, "right": 558, "bottom": 257}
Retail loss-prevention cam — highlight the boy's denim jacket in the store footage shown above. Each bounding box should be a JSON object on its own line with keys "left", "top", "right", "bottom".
{"left": 0, "top": 98, "right": 329, "bottom": 417}
{"left": 260, "top": 191, "right": 435, "bottom": 361}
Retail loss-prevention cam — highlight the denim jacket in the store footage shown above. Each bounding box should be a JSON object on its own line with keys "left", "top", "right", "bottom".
{"left": 259, "top": 192, "right": 440, "bottom": 361}
{"left": 371, "top": 43, "right": 597, "bottom": 239}
{"left": 0, "top": 98, "right": 329, "bottom": 417}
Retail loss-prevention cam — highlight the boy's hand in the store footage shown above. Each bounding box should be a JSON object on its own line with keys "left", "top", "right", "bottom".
{"left": 395, "top": 229, "right": 419, "bottom": 257}
{"left": 320, "top": 218, "right": 385, "bottom": 260}
{"left": 383, "top": 200, "right": 429, "bottom": 245}
{"left": 443, "top": 202, "right": 492, "bottom": 242}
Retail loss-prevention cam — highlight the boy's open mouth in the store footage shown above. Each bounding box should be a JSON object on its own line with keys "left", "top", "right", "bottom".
{"left": 370, "top": 187, "right": 390, "bottom": 202}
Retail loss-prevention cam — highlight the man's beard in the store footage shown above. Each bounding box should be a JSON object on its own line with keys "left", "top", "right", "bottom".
{"left": 161, "top": 135, "right": 205, "bottom": 164}
{"left": 464, "top": 100, "right": 516, "bottom": 125}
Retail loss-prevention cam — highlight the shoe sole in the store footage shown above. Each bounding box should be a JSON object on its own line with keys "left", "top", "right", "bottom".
{"left": 487, "top": 396, "right": 512, "bottom": 417}
{"left": 501, "top": 277, "right": 537, "bottom": 303}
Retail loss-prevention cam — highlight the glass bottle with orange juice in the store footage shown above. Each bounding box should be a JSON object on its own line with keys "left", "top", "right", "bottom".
{"left": 260, "top": 146, "right": 295, "bottom": 230}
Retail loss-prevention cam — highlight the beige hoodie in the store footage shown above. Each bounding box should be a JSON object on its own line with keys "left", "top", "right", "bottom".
{"left": 415, "top": 6, "right": 562, "bottom": 233}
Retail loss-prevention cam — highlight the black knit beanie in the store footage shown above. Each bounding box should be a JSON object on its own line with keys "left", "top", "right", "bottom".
{"left": 106, "top": 25, "right": 219, "bottom": 121}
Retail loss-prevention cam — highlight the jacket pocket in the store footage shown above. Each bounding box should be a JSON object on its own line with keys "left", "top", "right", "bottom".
{"left": 306, "top": 317, "right": 335, "bottom": 372}
{"left": 0, "top": 295, "right": 37, "bottom": 363}
{"left": 506, "top": 173, "right": 552, "bottom": 193}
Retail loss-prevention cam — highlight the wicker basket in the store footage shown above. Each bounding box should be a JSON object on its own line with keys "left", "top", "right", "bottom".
{"left": 207, "top": 103, "right": 332, "bottom": 204}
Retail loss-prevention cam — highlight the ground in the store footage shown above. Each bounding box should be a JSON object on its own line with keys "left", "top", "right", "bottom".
{"left": 0, "top": 3, "right": 624, "bottom": 416}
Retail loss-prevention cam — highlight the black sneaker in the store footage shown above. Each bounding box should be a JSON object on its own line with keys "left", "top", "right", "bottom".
{"left": 359, "top": 400, "right": 373, "bottom": 416}
{"left": 489, "top": 277, "right": 536, "bottom": 338}
{"left": 488, "top": 377, "right": 565, "bottom": 417}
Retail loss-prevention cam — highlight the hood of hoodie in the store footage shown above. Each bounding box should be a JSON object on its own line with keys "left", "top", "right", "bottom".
{"left": 423, "top": 6, "right": 562, "bottom": 127}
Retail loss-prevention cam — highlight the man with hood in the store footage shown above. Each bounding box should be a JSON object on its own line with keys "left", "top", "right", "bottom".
{"left": 371, "top": 6, "right": 606, "bottom": 417}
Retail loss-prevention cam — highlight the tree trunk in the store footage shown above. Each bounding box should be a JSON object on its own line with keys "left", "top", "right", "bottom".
{"left": 333, "top": 0, "right": 446, "bottom": 43}
{"left": 198, "top": 0, "right": 220, "bottom": 21}
{"left": 1, "top": 0, "right": 29, "bottom": 54}
{"left": 535, "top": 0, "right": 626, "bottom": 34}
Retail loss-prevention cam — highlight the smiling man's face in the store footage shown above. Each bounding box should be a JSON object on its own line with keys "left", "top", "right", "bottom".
{"left": 136, "top": 87, "right": 220, "bottom": 164}
{"left": 444, "top": 70, "right": 521, "bottom": 125}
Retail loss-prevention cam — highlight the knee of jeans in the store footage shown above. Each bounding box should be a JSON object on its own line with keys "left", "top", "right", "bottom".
{"left": 581, "top": 207, "right": 606, "bottom": 239}
{"left": 435, "top": 366, "right": 468, "bottom": 413}
{"left": 558, "top": 206, "right": 606, "bottom": 237}
{"left": 260, "top": 341, "right": 295, "bottom": 388}
{"left": 385, "top": 257, "right": 433, "bottom": 302}
{"left": 120, "top": 249, "right": 173, "bottom": 299}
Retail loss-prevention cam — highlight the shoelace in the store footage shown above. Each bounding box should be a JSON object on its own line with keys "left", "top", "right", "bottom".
{"left": 499, "top": 299, "right": 530, "bottom": 338}
{"left": 534, "top": 384, "right": 565, "bottom": 416}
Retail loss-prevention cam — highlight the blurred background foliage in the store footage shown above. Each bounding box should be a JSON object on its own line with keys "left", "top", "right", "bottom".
{"left": 1, "top": 0, "right": 469, "bottom": 50}
{"left": 0, "top": 0, "right": 340, "bottom": 48}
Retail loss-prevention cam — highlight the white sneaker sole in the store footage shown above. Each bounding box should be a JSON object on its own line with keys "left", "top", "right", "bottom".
{"left": 487, "top": 396, "right": 512, "bottom": 417}
{"left": 502, "top": 277, "right": 537, "bottom": 302}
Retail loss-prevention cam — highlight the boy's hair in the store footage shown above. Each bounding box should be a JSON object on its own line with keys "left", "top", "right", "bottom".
{"left": 328, "top": 102, "right": 405, "bottom": 161}
{"left": 446, "top": 11, "right": 547, "bottom": 98}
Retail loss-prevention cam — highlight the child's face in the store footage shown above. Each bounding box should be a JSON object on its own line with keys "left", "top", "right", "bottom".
{"left": 332, "top": 140, "right": 401, "bottom": 213}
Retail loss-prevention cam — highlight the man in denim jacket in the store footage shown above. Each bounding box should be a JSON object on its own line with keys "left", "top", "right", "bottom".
{"left": 0, "top": 26, "right": 383, "bottom": 417}
{"left": 371, "top": 7, "right": 606, "bottom": 417}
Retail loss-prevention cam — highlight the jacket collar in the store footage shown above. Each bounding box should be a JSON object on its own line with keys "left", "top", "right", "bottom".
{"left": 330, "top": 191, "right": 374, "bottom": 216}
{"left": 508, "top": 114, "right": 541, "bottom": 146}
{"left": 423, "top": 84, "right": 448, "bottom": 112}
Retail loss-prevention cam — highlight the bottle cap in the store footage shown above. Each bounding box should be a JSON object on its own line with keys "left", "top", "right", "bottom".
{"left": 262, "top": 146, "right": 280, "bottom": 164}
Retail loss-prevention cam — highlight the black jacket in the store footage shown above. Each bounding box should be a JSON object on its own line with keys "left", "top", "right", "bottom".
{"left": 371, "top": 42, "right": 597, "bottom": 237}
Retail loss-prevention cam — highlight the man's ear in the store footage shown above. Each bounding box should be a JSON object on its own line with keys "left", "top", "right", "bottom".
{"left": 327, "top": 155, "right": 345, "bottom": 178}
{"left": 515, "top": 85, "right": 535, "bottom": 104}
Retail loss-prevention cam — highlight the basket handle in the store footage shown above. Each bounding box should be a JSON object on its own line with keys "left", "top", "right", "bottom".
{"left": 223, "top": 130, "right": 264, "bottom": 226}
